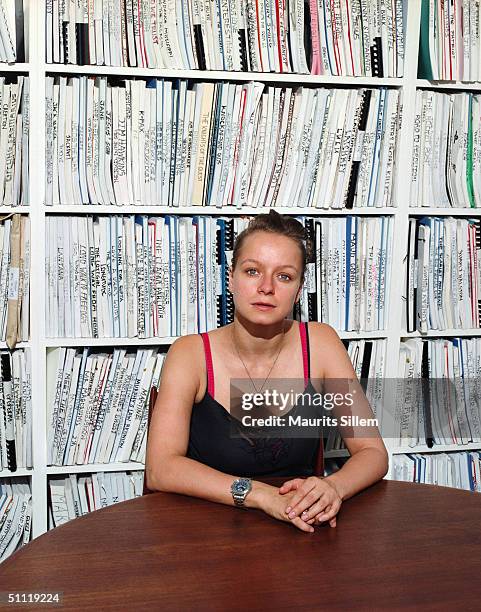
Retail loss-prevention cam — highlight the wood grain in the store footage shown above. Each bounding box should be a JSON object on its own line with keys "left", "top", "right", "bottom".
{"left": 1, "top": 481, "right": 480, "bottom": 611}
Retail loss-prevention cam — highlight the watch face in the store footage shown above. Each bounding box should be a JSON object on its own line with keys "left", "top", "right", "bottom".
{"left": 233, "top": 479, "right": 250, "bottom": 494}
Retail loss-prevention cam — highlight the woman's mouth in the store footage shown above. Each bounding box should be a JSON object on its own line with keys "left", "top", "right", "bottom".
{"left": 251, "top": 303, "right": 276, "bottom": 310}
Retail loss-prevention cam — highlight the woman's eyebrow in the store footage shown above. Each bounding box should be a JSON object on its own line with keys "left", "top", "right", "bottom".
{"left": 240, "top": 258, "right": 298, "bottom": 271}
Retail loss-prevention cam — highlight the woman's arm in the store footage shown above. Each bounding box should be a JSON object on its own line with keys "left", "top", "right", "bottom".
{"left": 280, "top": 323, "right": 388, "bottom": 524}
{"left": 318, "top": 323, "right": 389, "bottom": 500}
{"left": 145, "top": 336, "right": 314, "bottom": 532}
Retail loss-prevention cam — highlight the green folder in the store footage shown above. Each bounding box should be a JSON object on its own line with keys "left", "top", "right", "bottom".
{"left": 418, "top": 0, "right": 433, "bottom": 79}
{"left": 466, "top": 95, "right": 475, "bottom": 208}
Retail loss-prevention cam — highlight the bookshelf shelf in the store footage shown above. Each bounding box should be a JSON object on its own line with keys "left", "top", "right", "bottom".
{"left": 44, "top": 337, "right": 178, "bottom": 347}
{"left": 0, "top": 63, "right": 30, "bottom": 72}
{"left": 0, "top": 206, "right": 29, "bottom": 213}
{"left": 44, "top": 64, "right": 402, "bottom": 88}
{"left": 46, "top": 463, "right": 145, "bottom": 475}
{"left": 0, "top": 469, "right": 33, "bottom": 478}
{"left": 416, "top": 79, "right": 481, "bottom": 91}
{"left": 45, "top": 206, "right": 398, "bottom": 216}
{"left": 0, "top": 341, "right": 29, "bottom": 349}
{"left": 391, "top": 443, "right": 481, "bottom": 455}
{"left": 44, "top": 331, "right": 389, "bottom": 348}
{"left": 337, "top": 331, "right": 389, "bottom": 340}
{"left": 401, "top": 330, "right": 481, "bottom": 338}
{"left": 408, "top": 208, "right": 481, "bottom": 216}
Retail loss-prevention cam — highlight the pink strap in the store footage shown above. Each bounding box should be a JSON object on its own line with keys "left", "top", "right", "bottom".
{"left": 299, "top": 322, "right": 309, "bottom": 387}
{"left": 202, "top": 326, "right": 308, "bottom": 397}
{"left": 299, "top": 321, "right": 323, "bottom": 475}
{"left": 201, "top": 333, "right": 215, "bottom": 398}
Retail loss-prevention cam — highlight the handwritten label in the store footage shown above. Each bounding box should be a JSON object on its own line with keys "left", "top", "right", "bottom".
{"left": 8, "top": 268, "right": 19, "bottom": 301}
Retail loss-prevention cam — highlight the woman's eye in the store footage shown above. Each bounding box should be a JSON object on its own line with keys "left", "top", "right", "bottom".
{"left": 278, "top": 274, "right": 291, "bottom": 281}
{"left": 246, "top": 268, "right": 258, "bottom": 275}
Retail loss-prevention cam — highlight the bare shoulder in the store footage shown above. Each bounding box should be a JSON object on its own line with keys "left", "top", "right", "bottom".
{"left": 307, "top": 322, "right": 345, "bottom": 353}
{"left": 307, "top": 322, "right": 342, "bottom": 345}
{"left": 168, "top": 333, "right": 204, "bottom": 352}
{"left": 306, "top": 322, "right": 355, "bottom": 378}
{"left": 163, "top": 334, "right": 205, "bottom": 388}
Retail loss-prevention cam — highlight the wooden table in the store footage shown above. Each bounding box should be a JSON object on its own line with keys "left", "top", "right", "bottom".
{"left": 1, "top": 480, "right": 481, "bottom": 611}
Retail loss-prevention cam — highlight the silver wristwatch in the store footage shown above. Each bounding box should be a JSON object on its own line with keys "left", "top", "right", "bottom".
{"left": 230, "top": 478, "right": 252, "bottom": 508}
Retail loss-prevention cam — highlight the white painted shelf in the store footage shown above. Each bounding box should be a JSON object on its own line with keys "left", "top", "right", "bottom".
{"left": 0, "top": 341, "right": 29, "bottom": 349}
{"left": 0, "top": 469, "right": 33, "bottom": 478}
{"left": 45, "top": 337, "right": 178, "bottom": 348}
{"left": 391, "top": 443, "right": 481, "bottom": 455}
{"left": 402, "top": 330, "right": 481, "bottom": 338}
{"left": 0, "top": 63, "right": 30, "bottom": 72}
{"left": 417, "top": 79, "right": 481, "bottom": 91}
{"left": 45, "top": 63, "right": 402, "bottom": 87}
{"left": 46, "top": 463, "right": 145, "bottom": 475}
{"left": 45, "top": 205, "right": 398, "bottom": 216}
{"left": 44, "top": 331, "right": 389, "bottom": 348}
{"left": 0, "top": 206, "right": 30, "bottom": 213}
{"left": 408, "top": 208, "right": 481, "bottom": 216}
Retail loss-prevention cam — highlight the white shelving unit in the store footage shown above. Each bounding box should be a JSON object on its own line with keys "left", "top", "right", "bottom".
{"left": 44, "top": 330, "right": 390, "bottom": 348}
{"left": 2, "top": 0, "right": 480, "bottom": 543}
{"left": 391, "top": 442, "right": 481, "bottom": 456}
{"left": 417, "top": 79, "right": 481, "bottom": 91}
{"left": 45, "top": 462, "right": 144, "bottom": 475}
{"left": 51, "top": 205, "right": 398, "bottom": 216}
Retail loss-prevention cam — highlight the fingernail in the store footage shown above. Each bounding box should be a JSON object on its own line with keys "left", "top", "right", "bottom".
{"left": 288, "top": 511, "right": 296, "bottom": 519}
{"left": 309, "top": 528, "right": 314, "bottom": 533}
{"left": 286, "top": 506, "right": 291, "bottom": 513}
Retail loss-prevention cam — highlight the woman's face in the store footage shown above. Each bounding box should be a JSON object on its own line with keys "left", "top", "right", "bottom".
{"left": 229, "top": 231, "right": 303, "bottom": 323}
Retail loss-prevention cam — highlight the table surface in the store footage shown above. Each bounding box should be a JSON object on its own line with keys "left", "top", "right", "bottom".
{"left": 1, "top": 480, "right": 481, "bottom": 611}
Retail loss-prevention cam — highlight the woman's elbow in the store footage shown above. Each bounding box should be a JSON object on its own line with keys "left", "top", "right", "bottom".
{"left": 361, "top": 444, "right": 389, "bottom": 480}
{"left": 376, "top": 446, "right": 389, "bottom": 478}
{"left": 145, "top": 468, "right": 164, "bottom": 492}
{"left": 144, "top": 456, "right": 179, "bottom": 492}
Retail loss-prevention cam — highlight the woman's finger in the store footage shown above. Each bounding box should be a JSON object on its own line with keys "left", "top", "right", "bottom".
{"left": 301, "top": 501, "right": 331, "bottom": 523}
{"left": 279, "top": 478, "right": 303, "bottom": 495}
{"left": 292, "top": 517, "right": 314, "bottom": 533}
{"left": 288, "top": 488, "right": 328, "bottom": 519}
{"left": 315, "top": 502, "right": 341, "bottom": 524}
{"left": 286, "top": 483, "right": 320, "bottom": 518}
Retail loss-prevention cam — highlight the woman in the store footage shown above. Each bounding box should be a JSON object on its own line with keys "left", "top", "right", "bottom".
{"left": 146, "top": 211, "right": 388, "bottom": 533}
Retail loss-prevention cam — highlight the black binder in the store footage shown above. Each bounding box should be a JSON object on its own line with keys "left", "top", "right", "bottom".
{"left": 421, "top": 341, "right": 434, "bottom": 448}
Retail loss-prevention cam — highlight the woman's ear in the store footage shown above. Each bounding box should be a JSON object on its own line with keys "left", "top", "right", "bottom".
{"left": 228, "top": 267, "right": 234, "bottom": 293}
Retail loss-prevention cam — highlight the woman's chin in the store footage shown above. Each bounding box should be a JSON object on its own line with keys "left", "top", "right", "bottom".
{"left": 236, "top": 307, "right": 289, "bottom": 324}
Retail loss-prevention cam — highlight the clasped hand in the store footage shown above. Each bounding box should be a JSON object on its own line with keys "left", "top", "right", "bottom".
{"left": 279, "top": 476, "right": 341, "bottom": 530}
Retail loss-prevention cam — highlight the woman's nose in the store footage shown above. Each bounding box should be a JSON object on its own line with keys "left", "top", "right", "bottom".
{"left": 257, "top": 276, "right": 274, "bottom": 294}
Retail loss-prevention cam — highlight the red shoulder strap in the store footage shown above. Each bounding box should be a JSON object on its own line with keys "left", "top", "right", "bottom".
{"left": 299, "top": 322, "right": 309, "bottom": 387}
{"left": 200, "top": 333, "right": 215, "bottom": 398}
{"left": 299, "top": 322, "right": 322, "bottom": 475}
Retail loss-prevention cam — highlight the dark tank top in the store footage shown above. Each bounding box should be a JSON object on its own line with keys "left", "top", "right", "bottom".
{"left": 186, "top": 322, "right": 324, "bottom": 478}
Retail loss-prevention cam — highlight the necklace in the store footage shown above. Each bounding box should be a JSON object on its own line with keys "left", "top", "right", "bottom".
{"left": 232, "top": 322, "right": 286, "bottom": 394}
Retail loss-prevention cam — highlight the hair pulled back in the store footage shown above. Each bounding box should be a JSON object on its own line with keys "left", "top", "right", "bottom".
{"left": 231, "top": 210, "right": 313, "bottom": 280}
